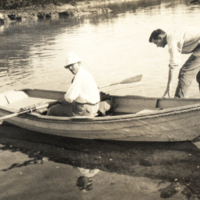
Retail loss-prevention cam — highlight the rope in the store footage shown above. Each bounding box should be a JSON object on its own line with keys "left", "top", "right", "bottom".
{"left": 68, "top": 105, "right": 200, "bottom": 124}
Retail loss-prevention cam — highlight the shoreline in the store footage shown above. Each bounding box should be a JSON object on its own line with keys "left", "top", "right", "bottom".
{"left": 0, "top": 0, "right": 194, "bottom": 25}
{"left": 0, "top": 121, "right": 200, "bottom": 199}
{"left": 0, "top": 0, "right": 129, "bottom": 24}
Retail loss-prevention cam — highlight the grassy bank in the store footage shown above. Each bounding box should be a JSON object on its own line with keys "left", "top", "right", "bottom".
{"left": 0, "top": 0, "right": 77, "bottom": 9}
{"left": 0, "top": 0, "right": 114, "bottom": 23}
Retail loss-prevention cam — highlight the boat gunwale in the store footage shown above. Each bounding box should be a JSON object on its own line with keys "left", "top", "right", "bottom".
{"left": 1, "top": 101, "right": 200, "bottom": 124}
{"left": 1, "top": 88, "right": 200, "bottom": 123}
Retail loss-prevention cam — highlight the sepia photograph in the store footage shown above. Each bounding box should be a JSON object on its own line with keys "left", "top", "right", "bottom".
{"left": 0, "top": 0, "right": 200, "bottom": 199}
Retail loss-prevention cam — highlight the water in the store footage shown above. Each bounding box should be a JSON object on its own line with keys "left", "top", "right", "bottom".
{"left": 0, "top": 0, "right": 200, "bottom": 98}
{"left": 1, "top": 1, "right": 200, "bottom": 198}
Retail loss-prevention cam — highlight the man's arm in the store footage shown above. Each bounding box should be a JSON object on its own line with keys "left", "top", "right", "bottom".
{"left": 64, "top": 74, "right": 82, "bottom": 103}
{"left": 47, "top": 97, "right": 70, "bottom": 108}
{"left": 163, "top": 37, "right": 180, "bottom": 98}
{"left": 162, "top": 67, "right": 175, "bottom": 98}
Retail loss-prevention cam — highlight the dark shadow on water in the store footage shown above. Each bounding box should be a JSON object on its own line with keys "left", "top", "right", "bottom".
{"left": 0, "top": 158, "right": 36, "bottom": 172}
{"left": 0, "top": 121, "right": 200, "bottom": 198}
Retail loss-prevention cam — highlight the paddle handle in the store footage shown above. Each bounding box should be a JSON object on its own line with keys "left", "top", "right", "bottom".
{"left": 103, "top": 82, "right": 121, "bottom": 87}
{"left": 100, "top": 74, "right": 142, "bottom": 89}
{"left": 0, "top": 103, "right": 49, "bottom": 121}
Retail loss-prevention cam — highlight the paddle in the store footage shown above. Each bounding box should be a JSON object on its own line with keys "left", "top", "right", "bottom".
{"left": 99, "top": 74, "right": 143, "bottom": 89}
{"left": 0, "top": 74, "right": 143, "bottom": 120}
{"left": 0, "top": 103, "right": 50, "bottom": 121}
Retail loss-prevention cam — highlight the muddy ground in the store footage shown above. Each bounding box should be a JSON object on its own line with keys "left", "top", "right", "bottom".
{"left": 0, "top": 121, "right": 200, "bottom": 199}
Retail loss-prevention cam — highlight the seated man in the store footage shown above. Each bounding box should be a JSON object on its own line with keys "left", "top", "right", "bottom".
{"left": 47, "top": 53, "right": 100, "bottom": 117}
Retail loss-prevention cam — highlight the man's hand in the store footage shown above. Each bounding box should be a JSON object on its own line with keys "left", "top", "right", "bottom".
{"left": 57, "top": 98, "right": 65, "bottom": 104}
{"left": 47, "top": 98, "right": 70, "bottom": 108}
{"left": 162, "top": 86, "right": 171, "bottom": 98}
{"left": 162, "top": 67, "right": 174, "bottom": 98}
{"left": 57, "top": 98, "right": 71, "bottom": 105}
{"left": 47, "top": 101, "right": 58, "bottom": 108}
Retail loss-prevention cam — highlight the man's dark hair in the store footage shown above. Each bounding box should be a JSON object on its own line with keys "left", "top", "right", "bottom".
{"left": 149, "top": 29, "right": 166, "bottom": 43}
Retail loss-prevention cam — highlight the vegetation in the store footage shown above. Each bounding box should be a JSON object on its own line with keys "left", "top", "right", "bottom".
{"left": 0, "top": 0, "right": 81, "bottom": 9}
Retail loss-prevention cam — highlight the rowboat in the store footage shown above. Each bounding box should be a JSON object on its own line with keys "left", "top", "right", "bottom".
{"left": 1, "top": 88, "right": 200, "bottom": 142}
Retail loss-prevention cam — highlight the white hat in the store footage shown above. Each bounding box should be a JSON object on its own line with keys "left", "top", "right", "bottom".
{"left": 65, "top": 53, "right": 81, "bottom": 68}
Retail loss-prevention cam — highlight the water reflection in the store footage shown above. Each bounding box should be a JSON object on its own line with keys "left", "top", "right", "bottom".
{"left": 1, "top": 1, "right": 200, "bottom": 199}
{"left": 76, "top": 176, "right": 93, "bottom": 191}
{"left": 0, "top": 0, "right": 199, "bottom": 97}
{"left": 75, "top": 167, "right": 99, "bottom": 191}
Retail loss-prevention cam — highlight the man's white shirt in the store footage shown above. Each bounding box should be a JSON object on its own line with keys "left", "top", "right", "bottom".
{"left": 64, "top": 67, "right": 100, "bottom": 104}
{"left": 167, "top": 26, "right": 200, "bottom": 68}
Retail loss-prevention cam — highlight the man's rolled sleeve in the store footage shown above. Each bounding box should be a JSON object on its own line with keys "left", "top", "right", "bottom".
{"left": 168, "top": 64, "right": 178, "bottom": 69}
{"left": 168, "top": 44, "right": 181, "bottom": 69}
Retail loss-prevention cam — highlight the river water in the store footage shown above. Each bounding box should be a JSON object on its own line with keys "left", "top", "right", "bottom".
{"left": 0, "top": 0, "right": 200, "bottom": 98}
{"left": 1, "top": 1, "right": 200, "bottom": 199}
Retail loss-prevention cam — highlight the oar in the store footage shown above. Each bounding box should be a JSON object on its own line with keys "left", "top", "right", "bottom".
{"left": 0, "top": 103, "right": 50, "bottom": 121}
{"left": 0, "top": 74, "right": 142, "bottom": 120}
{"left": 99, "top": 74, "right": 143, "bottom": 89}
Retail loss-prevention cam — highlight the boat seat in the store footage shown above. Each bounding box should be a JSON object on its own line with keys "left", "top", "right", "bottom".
{"left": 0, "top": 90, "right": 54, "bottom": 112}
{"left": 112, "top": 96, "right": 158, "bottom": 114}
{"left": 0, "top": 90, "right": 28, "bottom": 106}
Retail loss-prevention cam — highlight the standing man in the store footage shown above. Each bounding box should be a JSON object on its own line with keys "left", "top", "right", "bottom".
{"left": 149, "top": 26, "right": 200, "bottom": 98}
{"left": 47, "top": 53, "right": 100, "bottom": 117}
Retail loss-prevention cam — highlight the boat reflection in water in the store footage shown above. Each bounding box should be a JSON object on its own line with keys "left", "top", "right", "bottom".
{"left": 75, "top": 167, "right": 100, "bottom": 192}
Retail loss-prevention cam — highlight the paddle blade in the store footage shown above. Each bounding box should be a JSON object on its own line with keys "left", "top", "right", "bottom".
{"left": 120, "top": 74, "right": 142, "bottom": 84}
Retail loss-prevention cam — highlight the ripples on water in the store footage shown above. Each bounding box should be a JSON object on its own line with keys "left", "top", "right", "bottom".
{"left": 1, "top": 1, "right": 200, "bottom": 199}
{"left": 0, "top": 0, "right": 200, "bottom": 98}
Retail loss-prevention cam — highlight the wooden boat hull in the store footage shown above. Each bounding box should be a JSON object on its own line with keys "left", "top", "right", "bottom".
{"left": 1, "top": 89, "right": 200, "bottom": 142}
